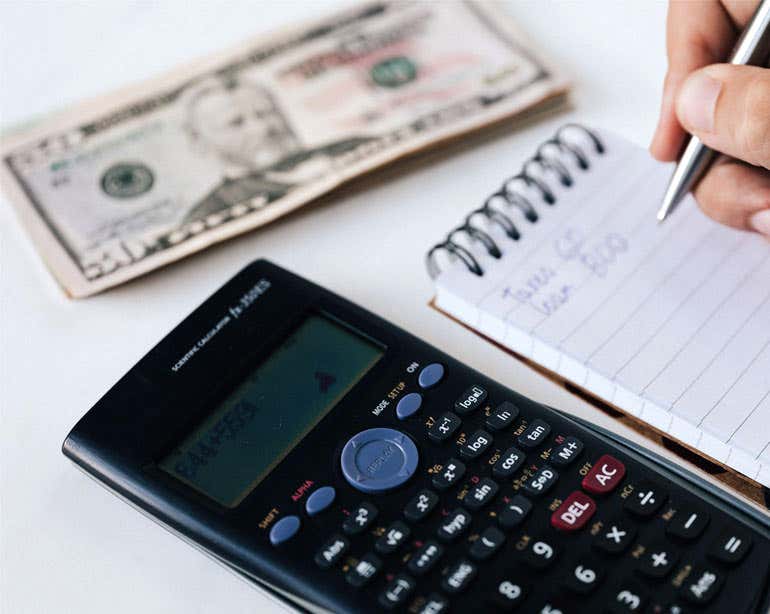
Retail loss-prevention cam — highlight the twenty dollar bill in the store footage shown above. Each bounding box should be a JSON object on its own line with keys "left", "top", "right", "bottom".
{"left": 1, "top": 0, "right": 568, "bottom": 297}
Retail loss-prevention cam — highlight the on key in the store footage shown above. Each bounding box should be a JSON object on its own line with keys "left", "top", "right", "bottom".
{"left": 517, "top": 419, "right": 551, "bottom": 449}
{"left": 581, "top": 454, "right": 625, "bottom": 495}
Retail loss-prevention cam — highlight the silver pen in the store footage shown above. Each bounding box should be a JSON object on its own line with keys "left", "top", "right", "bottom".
{"left": 657, "top": 0, "right": 770, "bottom": 222}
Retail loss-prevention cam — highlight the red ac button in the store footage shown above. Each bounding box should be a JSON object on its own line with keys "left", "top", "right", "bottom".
{"left": 551, "top": 491, "right": 596, "bottom": 531}
{"left": 582, "top": 454, "right": 625, "bottom": 495}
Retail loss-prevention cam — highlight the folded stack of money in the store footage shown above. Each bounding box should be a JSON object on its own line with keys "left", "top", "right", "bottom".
{"left": 0, "top": 0, "right": 568, "bottom": 297}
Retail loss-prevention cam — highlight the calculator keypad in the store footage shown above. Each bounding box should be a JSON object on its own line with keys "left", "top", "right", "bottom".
{"left": 308, "top": 364, "right": 769, "bottom": 613}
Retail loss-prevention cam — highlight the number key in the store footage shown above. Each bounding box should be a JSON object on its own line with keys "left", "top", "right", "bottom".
{"left": 523, "top": 536, "right": 559, "bottom": 569}
{"left": 563, "top": 556, "right": 603, "bottom": 594}
{"left": 610, "top": 581, "right": 647, "bottom": 612}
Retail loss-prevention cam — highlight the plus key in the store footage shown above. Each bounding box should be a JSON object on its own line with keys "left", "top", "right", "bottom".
{"left": 582, "top": 454, "right": 625, "bottom": 495}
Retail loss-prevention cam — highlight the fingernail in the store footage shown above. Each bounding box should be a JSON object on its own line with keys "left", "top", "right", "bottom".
{"left": 749, "top": 210, "right": 770, "bottom": 237}
{"left": 678, "top": 72, "right": 722, "bottom": 133}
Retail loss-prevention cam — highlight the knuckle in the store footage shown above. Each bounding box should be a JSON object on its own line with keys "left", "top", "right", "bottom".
{"left": 738, "top": 77, "right": 770, "bottom": 168}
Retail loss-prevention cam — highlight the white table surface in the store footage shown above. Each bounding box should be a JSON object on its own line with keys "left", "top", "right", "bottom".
{"left": 0, "top": 2, "right": 728, "bottom": 612}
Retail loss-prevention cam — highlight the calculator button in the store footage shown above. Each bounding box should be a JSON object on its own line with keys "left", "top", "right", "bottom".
{"left": 418, "top": 363, "right": 444, "bottom": 388}
{"left": 437, "top": 508, "right": 472, "bottom": 542}
{"left": 408, "top": 541, "right": 444, "bottom": 575}
{"left": 442, "top": 560, "right": 477, "bottom": 594}
{"left": 680, "top": 566, "right": 724, "bottom": 605}
{"left": 549, "top": 436, "right": 584, "bottom": 467}
{"left": 404, "top": 489, "right": 439, "bottom": 522}
{"left": 454, "top": 385, "right": 488, "bottom": 415}
{"left": 498, "top": 494, "right": 532, "bottom": 529}
{"left": 340, "top": 428, "right": 419, "bottom": 494}
{"left": 517, "top": 419, "right": 551, "bottom": 448}
{"left": 378, "top": 573, "right": 416, "bottom": 609}
{"left": 343, "top": 502, "right": 378, "bottom": 535}
{"left": 269, "top": 515, "right": 300, "bottom": 546}
{"left": 428, "top": 412, "right": 461, "bottom": 443}
{"left": 563, "top": 556, "right": 604, "bottom": 594}
{"left": 305, "top": 486, "right": 336, "bottom": 516}
{"left": 345, "top": 552, "right": 382, "bottom": 587}
{"left": 486, "top": 401, "right": 519, "bottom": 431}
{"left": 593, "top": 519, "right": 636, "bottom": 554}
{"left": 489, "top": 578, "right": 527, "bottom": 610}
{"left": 432, "top": 458, "right": 466, "bottom": 490}
{"left": 416, "top": 593, "right": 449, "bottom": 614}
{"left": 522, "top": 465, "right": 558, "bottom": 497}
{"left": 396, "top": 392, "right": 423, "bottom": 420}
{"left": 523, "top": 537, "right": 559, "bottom": 569}
{"left": 375, "top": 521, "right": 411, "bottom": 554}
{"left": 624, "top": 481, "right": 667, "bottom": 517}
{"left": 610, "top": 581, "right": 647, "bottom": 612}
{"left": 463, "top": 477, "right": 499, "bottom": 510}
{"left": 636, "top": 541, "right": 678, "bottom": 579}
{"left": 708, "top": 527, "right": 752, "bottom": 565}
{"left": 581, "top": 454, "right": 625, "bottom": 495}
{"left": 492, "top": 445, "right": 526, "bottom": 479}
{"left": 550, "top": 490, "right": 596, "bottom": 531}
{"left": 459, "top": 429, "right": 493, "bottom": 459}
{"left": 468, "top": 526, "right": 505, "bottom": 560}
{"left": 314, "top": 534, "right": 349, "bottom": 569}
{"left": 666, "top": 505, "right": 709, "bottom": 541}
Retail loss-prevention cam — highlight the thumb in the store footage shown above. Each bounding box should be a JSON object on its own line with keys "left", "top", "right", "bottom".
{"left": 675, "top": 64, "right": 770, "bottom": 170}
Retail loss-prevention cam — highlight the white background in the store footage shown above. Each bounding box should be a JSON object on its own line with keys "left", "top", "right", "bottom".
{"left": 0, "top": 1, "right": 686, "bottom": 612}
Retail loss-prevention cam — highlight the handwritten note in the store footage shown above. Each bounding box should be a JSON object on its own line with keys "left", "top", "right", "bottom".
{"left": 434, "top": 130, "right": 770, "bottom": 487}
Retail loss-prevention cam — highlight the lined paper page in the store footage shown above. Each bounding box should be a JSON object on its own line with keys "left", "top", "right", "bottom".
{"left": 434, "top": 130, "right": 770, "bottom": 487}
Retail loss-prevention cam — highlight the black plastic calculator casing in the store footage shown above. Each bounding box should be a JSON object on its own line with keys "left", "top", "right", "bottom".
{"left": 63, "top": 259, "right": 770, "bottom": 613}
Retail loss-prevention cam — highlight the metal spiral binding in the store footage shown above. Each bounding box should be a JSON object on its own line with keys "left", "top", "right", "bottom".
{"left": 426, "top": 124, "right": 605, "bottom": 279}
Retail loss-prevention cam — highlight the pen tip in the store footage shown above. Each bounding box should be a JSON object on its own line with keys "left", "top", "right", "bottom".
{"left": 656, "top": 208, "right": 668, "bottom": 223}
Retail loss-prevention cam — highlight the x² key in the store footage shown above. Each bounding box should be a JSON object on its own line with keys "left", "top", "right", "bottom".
{"left": 582, "top": 454, "right": 625, "bottom": 495}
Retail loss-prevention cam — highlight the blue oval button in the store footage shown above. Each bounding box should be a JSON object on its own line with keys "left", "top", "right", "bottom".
{"left": 396, "top": 392, "right": 422, "bottom": 420}
{"left": 269, "top": 515, "right": 300, "bottom": 546}
{"left": 340, "top": 428, "right": 419, "bottom": 494}
{"left": 305, "top": 486, "right": 336, "bottom": 516}
{"left": 418, "top": 363, "right": 444, "bottom": 388}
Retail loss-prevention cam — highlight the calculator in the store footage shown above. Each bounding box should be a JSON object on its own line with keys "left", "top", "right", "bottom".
{"left": 63, "top": 260, "right": 770, "bottom": 613}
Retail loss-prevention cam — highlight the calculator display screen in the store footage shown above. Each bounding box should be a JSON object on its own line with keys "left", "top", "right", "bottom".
{"left": 158, "top": 314, "right": 383, "bottom": 507}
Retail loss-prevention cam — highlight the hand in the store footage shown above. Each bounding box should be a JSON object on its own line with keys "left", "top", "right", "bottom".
{"left": 650, "top": 0, "right": 770, "bottom": 237}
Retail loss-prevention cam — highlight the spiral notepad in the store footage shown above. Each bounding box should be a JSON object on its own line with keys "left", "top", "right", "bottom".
{"left": 426, "top": 125, "right": 770, "bottom": 489}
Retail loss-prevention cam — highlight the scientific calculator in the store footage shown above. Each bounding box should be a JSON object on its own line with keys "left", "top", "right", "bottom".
{"left": 63, "top": 260, "right": 770, "bottom": 613}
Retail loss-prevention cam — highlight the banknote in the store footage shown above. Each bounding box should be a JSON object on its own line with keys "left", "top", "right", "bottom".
{"left": 0, "top": 0, "right": 568, "bottom": 297}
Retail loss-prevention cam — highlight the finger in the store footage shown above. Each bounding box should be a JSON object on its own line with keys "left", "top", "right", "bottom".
{"left": 721, "top": 0, "right": 761, "bottom": 29}
{"left": 650, "top": 0, "right": 738, "bottom": 161}
{"left": 676, "top": 64, "right": 770, "bottom": 169}
{"left": 692, "top": 156, "right": 770, "bottom": 236}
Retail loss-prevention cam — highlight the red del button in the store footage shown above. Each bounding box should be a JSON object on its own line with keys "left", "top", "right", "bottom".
{"left": 582, "top": 454, "right": 626, "bottom": 494}
{"left": 551, "top": 491, "right": 596, "bottom": 531}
